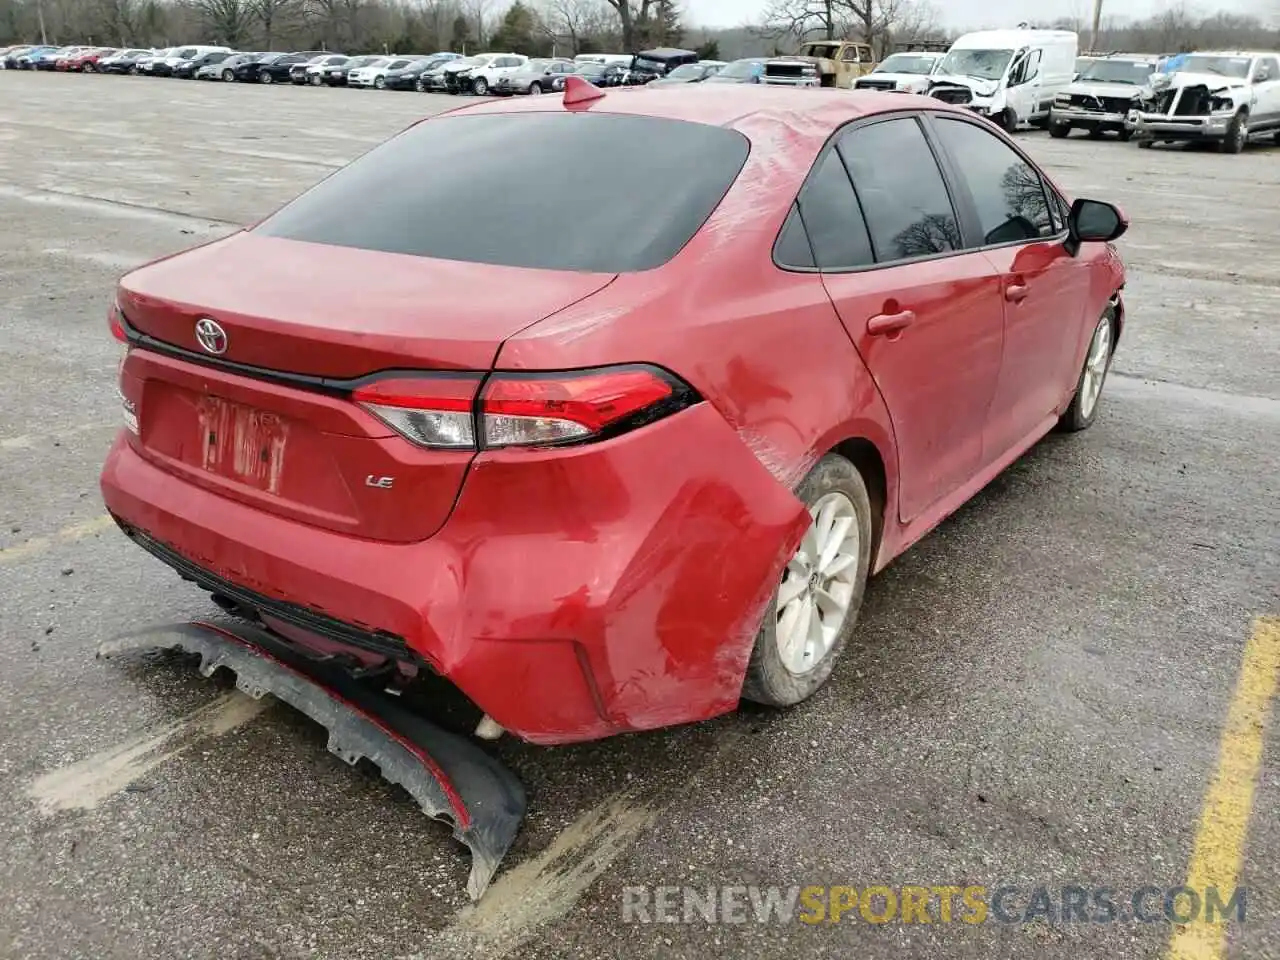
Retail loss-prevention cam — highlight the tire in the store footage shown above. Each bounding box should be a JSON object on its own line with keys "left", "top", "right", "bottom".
{"left": 1137, "top": 138, "right": 1153, "bottom": 149}
{"left": 415, "top": 78, "right": 425, "bottom": 92}
{"left": 374, "top": 75, "right": 386, "bottom": 89}
{"left": 741, "top": 454, "right": 873, "bottom": 708}
{"left": 529, "top": 81, "right": 543, "bottom": 95}
{"left": 472, "top": 76, "right": 488, "bottom": 95}
{"left": 1219, "top": 111, "right": 1247, "bottom": 153}
{"left": 222, "top": 69, "right": 234, "bottom": 81}
{"left": 1001, "top": 108, "right": 1018, "bottom": 133}
{"left": 1087, "top": 127, "right": 1104, "bottom": 139}
{"left": 129, "top": 64, "right": 139, "bottom": 75}
{"left": 1057, "top": 306, "right": 1117, "bottom": 433}
{"left": 260, "top": 71, "right": 273, "bottom": 84}
{"left": 1049, "top": 123, "right": 1069, "bottom": 138}
{"left": 1117, "top": 128, "right": 1134, "bottom": 142}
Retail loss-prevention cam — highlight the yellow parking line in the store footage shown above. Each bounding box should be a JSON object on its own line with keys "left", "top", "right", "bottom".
{"left": 1167, "top": 616, "right": 1280, "bottom": 960}
{"left": 0, "top": 513, "right": 114, "bottom": 565}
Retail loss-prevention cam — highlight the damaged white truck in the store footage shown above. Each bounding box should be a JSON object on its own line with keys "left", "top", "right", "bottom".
{"left": 1129, "top": 51, "right": 1280, "bottom": 152}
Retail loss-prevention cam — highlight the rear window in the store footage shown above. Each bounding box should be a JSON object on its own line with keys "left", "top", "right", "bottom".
{"left": 255, "top": 113, "right": 750, "bottom": 273}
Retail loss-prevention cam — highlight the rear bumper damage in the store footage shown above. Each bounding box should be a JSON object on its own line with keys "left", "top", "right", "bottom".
{"left": 100, "top": 401, "right": 809, "bottom": 745}
{"left": 98, "top": 618, "right": 525, "bottom": 900}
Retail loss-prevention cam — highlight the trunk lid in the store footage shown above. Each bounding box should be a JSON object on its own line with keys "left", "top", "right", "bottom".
{"left": 117, "top": 232, "right": 616, "bottom": 543}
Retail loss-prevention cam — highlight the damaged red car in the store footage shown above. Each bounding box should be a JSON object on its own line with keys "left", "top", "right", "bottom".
{"left": 101, "top": 84, "right": 1128, "bottom": 747}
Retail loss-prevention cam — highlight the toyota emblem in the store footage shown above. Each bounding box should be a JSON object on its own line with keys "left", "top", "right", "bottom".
{"left": 194, "top": 318, "right": 228, "bottom": 355}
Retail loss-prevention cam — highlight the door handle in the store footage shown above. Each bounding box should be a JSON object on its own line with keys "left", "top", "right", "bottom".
{"left": 1004, "top": 283, "right": 1029, "bottom": 303}
{"left": 866, "top": 310, "right": 916, "bottom": 336}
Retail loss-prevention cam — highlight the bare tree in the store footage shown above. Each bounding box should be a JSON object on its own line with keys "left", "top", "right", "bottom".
{"left": 599, "top": 0, "right": 659, "bottom": 51}
{"left": 188, "top": 0, "right": 255, "bottom": 44}
{"left": 760, "top": 0, "right": 841, "bottom": 42}
{"left": 249, "top": 0, "right": 299, "bottom": 47}
{"left": 463, "top": 0, "right": 488, "bottom": 44}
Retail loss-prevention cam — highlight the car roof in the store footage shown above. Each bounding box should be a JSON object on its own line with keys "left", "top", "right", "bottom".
{"left": 438, "top": 85, "right": 974, "bottom": 152}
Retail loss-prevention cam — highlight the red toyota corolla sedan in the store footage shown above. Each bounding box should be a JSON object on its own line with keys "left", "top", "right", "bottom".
{"left": 100, "top": 83, "right": 1127, "bottom": 745}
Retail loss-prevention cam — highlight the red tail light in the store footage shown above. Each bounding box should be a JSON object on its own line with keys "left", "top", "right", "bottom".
{"left": 108, "top": 303, "right": 127, "bottom": 342}
{"left": 351, "top": 365, "right": 698, "bottom": 450}
{"left": 352, "top": 374, "right": 482, "bottom": 449}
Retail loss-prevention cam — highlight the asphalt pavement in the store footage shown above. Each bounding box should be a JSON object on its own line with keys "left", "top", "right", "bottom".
{"left": 0, "top": 72, "right": 1277, "bottom": 960}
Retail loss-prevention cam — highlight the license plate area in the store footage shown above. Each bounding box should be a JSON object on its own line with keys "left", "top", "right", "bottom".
{"left": 197, "top": 395, "right": 289, "bottom": 494}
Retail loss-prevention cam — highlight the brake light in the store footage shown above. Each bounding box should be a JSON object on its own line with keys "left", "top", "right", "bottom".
{"left": 108, "top": 302, "right": 127, "bottom": 342}
{"left": 352, "top": 375, "right": 481, "bottom": 449}
{"left": 351, "top": 366, "right": 697, "bottom": 450}
{"left": 481, "top": 368, "right": 675, "bottom": 447}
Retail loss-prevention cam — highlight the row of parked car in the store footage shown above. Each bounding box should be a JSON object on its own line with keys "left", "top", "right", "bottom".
{"left": 0, "top": 42, "right": 762, "bottom": 96}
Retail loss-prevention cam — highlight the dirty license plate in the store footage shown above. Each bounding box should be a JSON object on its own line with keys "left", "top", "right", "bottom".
{"left": 196, "top": 396, "right": 289, "bottom": 494}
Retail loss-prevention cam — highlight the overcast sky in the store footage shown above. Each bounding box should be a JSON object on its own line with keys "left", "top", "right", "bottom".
{"left": 683, "top": 0, "right": 1268, "bottom": 28}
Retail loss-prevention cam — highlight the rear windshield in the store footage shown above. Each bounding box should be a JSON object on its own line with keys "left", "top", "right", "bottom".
{"left": 255, "top": 113, "right": 750, "bottom": 273}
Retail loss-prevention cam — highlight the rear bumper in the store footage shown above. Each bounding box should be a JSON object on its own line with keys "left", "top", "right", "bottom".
{"left": 101, "top": 403, "right": 808, "bottom": 744}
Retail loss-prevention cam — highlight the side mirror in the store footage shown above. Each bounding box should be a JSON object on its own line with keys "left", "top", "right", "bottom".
{"left": 1065, "top": 198, "right": 1128, "bottom": 256}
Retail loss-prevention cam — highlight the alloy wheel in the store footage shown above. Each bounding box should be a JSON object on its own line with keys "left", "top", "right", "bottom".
{"left": 775, "top": 492, "right": 861, "bottom": 676}
{"left": 1078, "top": 316, "right": 1113, "bottom": 420}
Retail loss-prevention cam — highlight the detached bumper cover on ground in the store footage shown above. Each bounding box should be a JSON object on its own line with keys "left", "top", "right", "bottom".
{"left": 98, "top": 619, "right": 526, "bottom": 900}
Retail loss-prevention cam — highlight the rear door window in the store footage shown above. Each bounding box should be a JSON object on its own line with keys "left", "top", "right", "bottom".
{"left": 256, "top": 113, "right": 749, "bottom": 273}
{"left": 930, "top": 117, "right": 1055, "bottom": 246}
{"left": 836, "top": 117, "right": 961, "bottom": 263}
{"left": 776, "top": 149, "right": 874, "bottom": 270}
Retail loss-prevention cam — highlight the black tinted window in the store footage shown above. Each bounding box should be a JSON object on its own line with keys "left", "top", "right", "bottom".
{"left": 774, "top": 206, "right": 814, "bottom": 268}
{"left": 838, "top": 118, "right": 960, "bottom": 263}
{"left": 256, "top": 114, "right": 749, "bottom": 273}
{"left": 932, "top": 118, "right": 1054, "bottom": 246}
{"left": 791, "top": 149, "right": 874, "bottom": 270}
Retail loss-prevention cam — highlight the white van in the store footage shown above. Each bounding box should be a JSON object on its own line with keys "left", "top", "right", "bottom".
{"left": 929, "top": 29, "right": 1078, "bottom": 131}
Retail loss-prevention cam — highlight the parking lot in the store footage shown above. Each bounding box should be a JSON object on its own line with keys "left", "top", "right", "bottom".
{"left": 0, "top": 70, "right": 1277, "bottom": 959}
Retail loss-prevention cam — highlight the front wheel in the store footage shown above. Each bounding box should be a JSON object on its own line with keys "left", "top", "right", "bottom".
{"left": 529, "top": 81, "right": 543, "bottom": 95}
{"left": 415, "top": 78, "right": 425, "bottom": 92}
{"left": 374, "top": 75, "right": 386, "bottom": 89}
{"left": 1049, "top": 123, "right": 1069, "bottom": 138}
{"left": 1001, "top": 108, "right": 1018, "bottom": 133}
{"left": 1137, "top": 138, "right": 1153, "bottom": 149}
{"left": 1117, "top": 128, "right": 1134, "bottom": 142}
{"left": 1058, "top": 307, "right": 1116, "bottom": 433}
{"left": 1219, "top": 112, "right": 1247, "bottom": 153}
{"left": 742, "top": 455, "right": 873, "bottom": 708}
{"left": 261, "top": 72, "right": 273, "bottom": 84}
{"left": 472, "top": 76, "right": 488, "bottom": 95}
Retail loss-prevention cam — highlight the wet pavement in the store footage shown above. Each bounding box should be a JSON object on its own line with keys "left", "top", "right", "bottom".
{"left": 0, "top": 72, "right": 1277, "bottom": 960}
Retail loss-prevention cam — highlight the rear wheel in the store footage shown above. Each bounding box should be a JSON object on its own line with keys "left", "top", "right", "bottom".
{"left": 1137, "top": 138, "right": 1153, "bottom": 149}
{"left": 529, "top": 81, "right": 543, "bottom": 95}
{"left": 415, "top": 77, "right": 425, "bottom": 92}
{"left": 742, "top": 455, "right": 872, "bottom": 708}
{"left": 1117, "top": 128, "right": 1134, "bottom": 142}
{"left": 1058, "top": 307, "right": 1116, "bottom": 432}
